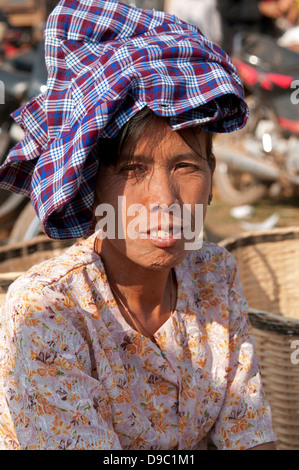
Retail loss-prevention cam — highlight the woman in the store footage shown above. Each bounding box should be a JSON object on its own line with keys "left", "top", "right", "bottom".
{"left": 0, "top": 0, "right": 276, "bottom": 450}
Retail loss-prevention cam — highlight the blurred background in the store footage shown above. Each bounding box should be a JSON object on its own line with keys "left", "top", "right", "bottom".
{"left": 0, "top": 0, "right": 298, "bottom": 246}
{"left": 0, "top": 0, "right": 299, "bottom": 245}
{"left": 0, "top": 2, "right": 299, "bottom": 451}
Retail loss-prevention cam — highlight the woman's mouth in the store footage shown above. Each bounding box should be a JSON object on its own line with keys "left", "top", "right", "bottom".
{"left": 139, "top": 227, "right": 183, "bottom": 248}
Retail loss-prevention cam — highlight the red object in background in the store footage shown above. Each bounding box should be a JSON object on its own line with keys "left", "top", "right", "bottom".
{"left": 0, "top": 28, "right": 31, "bottom": 60}
{"left": 278, "top": 117, "right": 299, "bottom": 134}
{"left": 260, "top": 72, "right": 294, "bottom": 90}
{"left": 234, "top": 58, "right": 295, "bottom": 90}
{"left": 233, "top": 58, "right": 258, "bottom": 86}
{"left": 3, "top": 43, "right": 19, "bottom": 57}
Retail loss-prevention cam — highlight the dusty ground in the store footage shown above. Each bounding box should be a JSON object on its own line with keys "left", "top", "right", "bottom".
{"left": 204, "top": 192, "right": 299, "bottom": 243}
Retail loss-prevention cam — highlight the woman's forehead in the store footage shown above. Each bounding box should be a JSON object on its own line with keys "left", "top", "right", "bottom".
{"left": 121, "top": 121, "right": 207, "bottom": 161}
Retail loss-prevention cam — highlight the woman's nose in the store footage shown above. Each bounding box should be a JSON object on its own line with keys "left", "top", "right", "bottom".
{"left": 147, "top": 169, "right": 178, "bottom": 207}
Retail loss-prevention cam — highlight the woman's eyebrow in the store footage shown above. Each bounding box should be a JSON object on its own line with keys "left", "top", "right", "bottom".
{"left": 122, "top": 152, "right": 203, "bottom": 163}
{"left": 169, "top": 152, "right": 204, "bottom": 162}
{"left": 124, "top": 154, "right": 154, "bottom": 163}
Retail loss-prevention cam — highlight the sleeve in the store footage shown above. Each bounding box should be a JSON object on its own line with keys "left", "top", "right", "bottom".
{"left": 0, "top": 284, "right": 122, "bottom": 450}
{"left": 209, "top": 253, "right": 277, "bottom": 450}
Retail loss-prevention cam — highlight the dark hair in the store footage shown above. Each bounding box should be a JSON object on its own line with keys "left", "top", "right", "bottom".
{"left": 97, "top": 107, "right": 214, "bottom": 168}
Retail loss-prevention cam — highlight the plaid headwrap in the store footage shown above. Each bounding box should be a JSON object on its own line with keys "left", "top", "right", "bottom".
{"left": 0, "top": 0, "right": 248, "bottom": 239}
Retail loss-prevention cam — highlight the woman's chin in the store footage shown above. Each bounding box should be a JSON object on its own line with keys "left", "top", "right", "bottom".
{"left": 131, "top": 237, "right": 189, "bottom": 270}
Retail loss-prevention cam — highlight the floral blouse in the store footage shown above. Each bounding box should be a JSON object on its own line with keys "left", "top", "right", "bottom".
{"left": 0, "top": 234, "right": 275, "bottom": 450}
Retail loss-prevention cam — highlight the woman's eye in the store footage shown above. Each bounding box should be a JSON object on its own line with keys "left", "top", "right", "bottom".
{"left": 119, "top": 164, "right": 145, "bottom": 175}
{"left": 175, "top": 162, "right": 199, "bottom": 170}
{"left": 175, "top": 159, "right": 209, "bottom": 172}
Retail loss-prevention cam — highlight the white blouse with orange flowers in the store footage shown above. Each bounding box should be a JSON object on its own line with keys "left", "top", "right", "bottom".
{"left": 0, "top": 234, "right": 276, "bottom": 450}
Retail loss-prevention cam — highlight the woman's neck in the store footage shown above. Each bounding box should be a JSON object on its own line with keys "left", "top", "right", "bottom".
{"left": 95, "top": 236, "right": 177, "bottom": 337}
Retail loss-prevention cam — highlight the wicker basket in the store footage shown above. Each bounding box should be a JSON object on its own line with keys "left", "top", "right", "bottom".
{"left": 220, "top": 227, "right": 299, "bottom": 450}
{"left": 0, "top": 236, "right": 76, "bottom": 306}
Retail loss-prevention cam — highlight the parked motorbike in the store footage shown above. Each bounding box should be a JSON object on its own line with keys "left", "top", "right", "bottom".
{"left": 0, "top": 40, "right": 47, "bottom": 243}
{"left": 214, "top": 32, "right": 299, "bottom": 205}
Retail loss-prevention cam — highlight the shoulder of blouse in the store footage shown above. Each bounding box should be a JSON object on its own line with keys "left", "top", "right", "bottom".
{"left": 3, "top": 235, "right": 100, "bottom": 304}
{"left": 182, "top": 240, "right": 237, "bottom": 272}
{"left": 2, "top": 238, "right": 238, "bottom": 312}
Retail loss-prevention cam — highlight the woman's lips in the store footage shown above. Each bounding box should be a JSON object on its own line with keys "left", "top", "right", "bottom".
{"left": 138, "top": 227, "right": 183, "bottom": 248}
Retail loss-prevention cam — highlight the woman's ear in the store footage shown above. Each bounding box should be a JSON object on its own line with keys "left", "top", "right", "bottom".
{"left": 208, "top": 154, "right": 216, "bottom": 205}
{"left": 209, "top": 154, "right": 216, "bottom": 174}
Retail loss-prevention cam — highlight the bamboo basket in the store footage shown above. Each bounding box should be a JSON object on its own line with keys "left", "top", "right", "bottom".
{"left": 220, "top": 227, "right": 299, "bottom": 450}
{"left": 0, "top": 236, "right": 76, "bottom": 306}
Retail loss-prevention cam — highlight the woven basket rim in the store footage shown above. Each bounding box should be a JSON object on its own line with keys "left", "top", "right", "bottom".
{"left": 248, "top": 308, "right": 299, "bottom": 336}
{"left": 219, "top": 226, "right": 299, "bottom": 251}
{"left": 0, "top": 235, "right": 78, "bottom": 266}
{"left": 220, "top": 226, "right": 299, "bottom": 335}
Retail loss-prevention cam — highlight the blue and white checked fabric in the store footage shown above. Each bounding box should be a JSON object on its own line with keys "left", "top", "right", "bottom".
{"left": 0, "top": 0, "right": 248, "bottom": 239}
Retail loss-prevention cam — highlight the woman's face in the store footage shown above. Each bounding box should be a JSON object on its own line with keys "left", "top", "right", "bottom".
{"left": 95, "top": 118, "right": 215, "bottom": 272}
